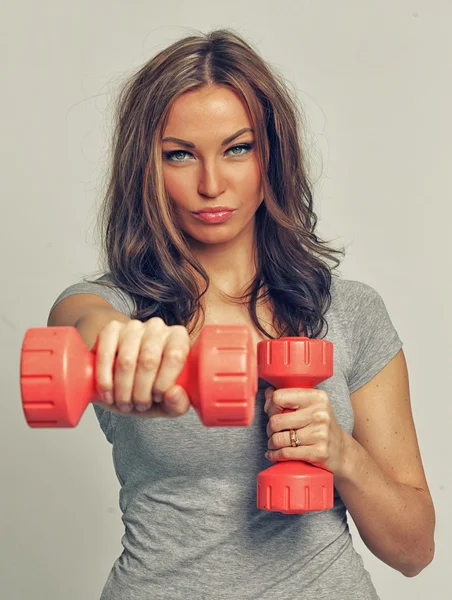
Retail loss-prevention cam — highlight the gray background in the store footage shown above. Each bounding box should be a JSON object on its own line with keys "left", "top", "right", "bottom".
{"left": 1, "top": 1, "right": 450, "bottom": 598}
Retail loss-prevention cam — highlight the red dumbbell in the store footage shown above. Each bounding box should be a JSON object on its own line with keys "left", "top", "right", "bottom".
{"left": 257, "top": 336, "right": 334, "bottom": 514}
{"left": 21, "top": 325, "right": 257, "bottom": 428}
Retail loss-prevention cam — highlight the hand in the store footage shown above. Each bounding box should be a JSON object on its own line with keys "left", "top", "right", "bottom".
{"left": 92, "top": 317, "right": 191, "bottom": 418}
{"left": 263, "top": 386, "right": 347, "bottom": 476}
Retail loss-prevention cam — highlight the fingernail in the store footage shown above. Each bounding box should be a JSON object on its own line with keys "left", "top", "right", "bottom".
{"left": 153, "top": 394, "right": 163, "bottom": 404}
{"left": 119, "top": 404, "right": 132, "bottom": 413}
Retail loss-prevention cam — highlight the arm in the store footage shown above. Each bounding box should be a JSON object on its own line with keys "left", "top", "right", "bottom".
{"left": 335, "top": 348, "right": 435, "bottom": 577}
{"left": 48, "top": 293, "right": 131, "bottom": 350}
{"left": 48, "top": 294, "right": 187, "bottom": 419}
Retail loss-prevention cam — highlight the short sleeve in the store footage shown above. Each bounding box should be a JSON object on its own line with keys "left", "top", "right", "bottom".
{"left": 346, "top": 281, "right": 403, "bottom": 394}
{"left": 49, "top": 273, "right": 136, "bottom": 444}
{"left": 48, "top": 273, "right": 135, "bottom": 318}
{"left": 92, "top": 403, "right": 116, "bottom": 445}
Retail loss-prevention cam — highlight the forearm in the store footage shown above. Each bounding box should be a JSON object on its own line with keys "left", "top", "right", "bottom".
{"left": 335, "top": 433, "right": 435, "bottom": 577}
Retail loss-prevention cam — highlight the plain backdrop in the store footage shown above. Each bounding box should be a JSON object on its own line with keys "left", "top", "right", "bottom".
{"left": 1, "top": 1, "right": 450, "bottom": 599}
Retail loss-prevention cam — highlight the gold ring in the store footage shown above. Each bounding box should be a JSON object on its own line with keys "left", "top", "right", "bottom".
{"left": 290, "top": 428, "right": 301, "bottom": 447}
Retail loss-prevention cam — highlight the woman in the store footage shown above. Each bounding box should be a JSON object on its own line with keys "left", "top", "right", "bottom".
{"left": 48, "top": 28, "right": 435, "bottom": 600}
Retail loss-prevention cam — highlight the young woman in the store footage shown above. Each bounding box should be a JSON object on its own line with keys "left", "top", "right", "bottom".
{"left": 48, "top": 28, "right": 435, "bottom": 600}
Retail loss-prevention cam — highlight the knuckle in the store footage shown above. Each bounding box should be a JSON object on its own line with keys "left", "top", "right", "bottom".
{"left": 316, "top": 389, "right": 329, "bottom": 404}
{"left": 272, "top": 432, "right": 283, "bottom": 448}
{"left": 147, "top": 316, "right": 165, "bottom": 327}
{"left": 116, "top": 354, "right": 136, "bottom": 370}
{"left": 97, "top": 381, "right": 112, "bottom": 394}
{"left": 316, "top": 428, "right": 328, "bottom": 442}
{"left": 138, "top": 348, "right": 161, "bottom": 370}
{"left": 165, "top": 347, "right": 187, "bottom": 365}
{"left": 269, "top": 415, "right": 281, "bottom": 431}
{"left": 316, "top": 442, "right": 328, "bottom": 460}
{"left": 104, "top": 319, "right": 122, "bottom": 332}
{"left": 314, "top": 409, "right": 329, "bottom": 424}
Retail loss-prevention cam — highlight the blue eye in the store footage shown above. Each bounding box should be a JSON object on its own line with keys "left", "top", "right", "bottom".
{"left": 164, "top": 142, "right": 254, "bottom": 163}
{"left": 228, "top": 143, "right": 253, "bottom": 156}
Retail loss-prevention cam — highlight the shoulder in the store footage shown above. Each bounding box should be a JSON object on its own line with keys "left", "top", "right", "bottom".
{"left": 49, "top": 272, "right": 136, "bottom": 318}
{"left": 332, "top": 277, "right": 403, "bottom": 393}
{"left": 331, "top": 276, "right": 379, "bottom": 301}
{"left": 330, "top": 276, "right": 387, "bottom": 320}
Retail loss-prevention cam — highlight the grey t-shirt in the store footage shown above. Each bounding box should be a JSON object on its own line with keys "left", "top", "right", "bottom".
{"left": 50, "top": 274, "right": 403, "bottom": 600}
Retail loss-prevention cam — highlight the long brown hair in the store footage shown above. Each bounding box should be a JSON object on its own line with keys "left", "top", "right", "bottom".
{"left": 91, "top": 28, "right": 345, "bottom": 339}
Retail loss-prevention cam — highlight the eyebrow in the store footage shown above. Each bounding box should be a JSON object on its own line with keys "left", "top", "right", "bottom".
{"left": 161, "top": 127, "right": 254, "bottom": 149}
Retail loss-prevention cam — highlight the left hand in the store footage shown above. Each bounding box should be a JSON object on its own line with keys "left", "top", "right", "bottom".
{"left": 264, "top": 386, "right": 348, "bottom": 476}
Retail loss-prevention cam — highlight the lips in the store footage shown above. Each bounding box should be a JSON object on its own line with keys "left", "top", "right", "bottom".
{"left": 192, "top": 209, "right": 236, "bottom": 224}
{"left": 194, "top": 206, "right": 235, "bottom": 214}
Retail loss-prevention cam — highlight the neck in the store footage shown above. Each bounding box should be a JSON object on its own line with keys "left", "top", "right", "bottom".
{"left": 186, "top": 229, "right": 258, "bottom": 298}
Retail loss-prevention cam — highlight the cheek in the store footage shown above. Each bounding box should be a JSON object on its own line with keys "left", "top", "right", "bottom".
{"left": 162, "top": 168, "right": 191, "bottom": 204}
{"left": 246, "top": 160, "right": 265, "bottom": 202}
{"left": 235, "top": 159, "right": 262, "bottom": 192}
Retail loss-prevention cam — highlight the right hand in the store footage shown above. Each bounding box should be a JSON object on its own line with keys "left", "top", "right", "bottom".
{"left": 91, "top": 317, "right": 191, "bottom": 418}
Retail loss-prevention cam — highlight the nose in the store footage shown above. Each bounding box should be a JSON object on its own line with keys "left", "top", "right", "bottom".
{"left": 197, "top": 159, "right": 226, "bottom": 198}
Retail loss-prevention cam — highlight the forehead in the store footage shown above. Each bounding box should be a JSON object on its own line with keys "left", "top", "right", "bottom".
{"left": 163, "top": 85, "right": 253, "bottom": 135}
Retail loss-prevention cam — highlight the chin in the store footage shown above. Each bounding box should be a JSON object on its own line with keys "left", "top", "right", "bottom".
{"left": 191, "top": 233, "right": 234, "bottom": 245}
{"left": 183, "top": 226, "right": 236, "bottom": 245}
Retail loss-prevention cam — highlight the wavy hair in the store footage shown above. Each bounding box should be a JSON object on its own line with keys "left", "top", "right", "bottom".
{"left": 91, "top": 28, "right": 346, "bottom": 339}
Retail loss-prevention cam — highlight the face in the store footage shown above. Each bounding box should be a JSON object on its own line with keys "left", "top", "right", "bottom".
{"left": 161, "top": 85, "right": 264, "bottom": 247}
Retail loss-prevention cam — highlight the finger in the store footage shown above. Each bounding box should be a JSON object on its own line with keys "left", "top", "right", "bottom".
{"left": 95, "top": 384, "right": 192, "bottom": 420}
{"left": 114, "top": 320, "right": 145, "bottom": 412}
{"left": 268, "top": 425, "right": 316, "bottom": 450}
{"left": 265, "top": 443, "right": 327, "bottom": 467}
{"left": 263, "top": 386, "right": 275, "bottom": 413}
{"left": 94, "top": 320, "right": 123, "bottom": 405}
{"left": 127, "top": 385, "right": 190, "bottom": 419}
{"left": 265, "top": 400, "right": 284, "bottom": 419}
{"left": 152, "top": 326, "right": 190, "bottom": 397}
{"left": 266, "top": 408, "right": 314, "bottom": 437}
{"left": 264, "top": 388, "right": 312, "bottom": 420}
{"left": 131, "top": 318, "right": 170, "bottom": 411}
{"left": 269, "top": 388, "right": 321, "bottom": 411}
{"left": 161, "top": 384, "right": 191, "bottom": 418}
{"left": 265, "top": 447, "right": 309, "bottom": 462}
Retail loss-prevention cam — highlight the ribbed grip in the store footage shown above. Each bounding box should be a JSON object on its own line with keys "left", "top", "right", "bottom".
{"left": 257, "top": 336, "right": 333, "bottom": 388}
{"left": 257, "top": 461, "right": 334, "bottom": 514}
{"left": 21, "top": 327, "right": 95, "bottom": 427}
{"left": 185, "top": 326, "right": 257, "bottom": 426}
